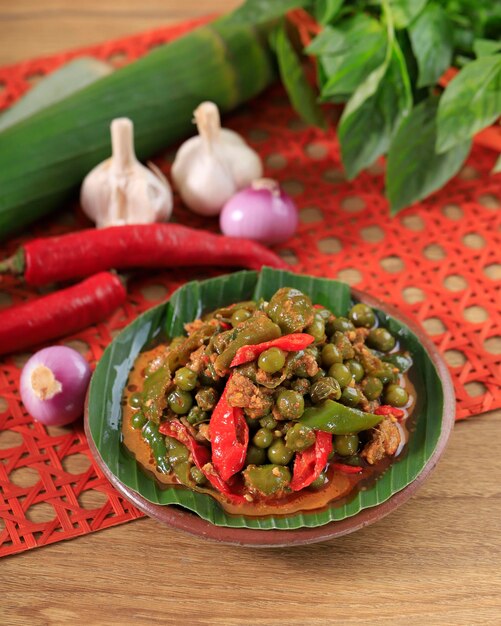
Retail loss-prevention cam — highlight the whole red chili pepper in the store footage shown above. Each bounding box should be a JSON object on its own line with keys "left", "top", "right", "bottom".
{"left": 0, "top": 272, "right": 126, "bottom": 356}
{"left": 230, "top": 333, "right": 314, "bottom": 368}
{"left": 209, "top": 379, "right": 249, "bottom": 482}
{"left": 332, "top": 462, "right": 363, "bottom": 474}
{"left": 375, "top": 405, "right": 405, "bottom": 420}
{"left": 159, "top": 419, "right": 210, "bottom": 469}
{"left": 0, "top": 223, "right": 288, "bottom": 286}
{"left": 290, "top": 430, "right": 333, "bottom": 491}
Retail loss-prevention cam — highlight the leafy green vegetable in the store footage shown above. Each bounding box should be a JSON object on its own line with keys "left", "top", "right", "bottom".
{"left": 231, "top": 0, "right": 500, "bottom": 211}
{"left": 388, "top": 0, "right": 428, "bottom": 29}
{"left": 474, "top": 39, "right": 501, "bottom": 58}
{"left": 271, "top": 24, "right": 327, "bottom": 128}
{"left": 229, "top": 0, "right": 307, "bottom": 23}
{"left": 338, "top": 40, "right": 412, "bottom": 178}
{"left": 408, "top": 3, "right": 453, "bottom": 87}
{"left": 386, "top": 98, "right": 471, "bottom": 213}
{"left": 309, "top": 16, "right": 387, "bottom": 101}
{"left": 314, "top": 0, "right": 345, "bottom": 25}
{"left": 436, "top": 54, "right": 501, "bottom": 152}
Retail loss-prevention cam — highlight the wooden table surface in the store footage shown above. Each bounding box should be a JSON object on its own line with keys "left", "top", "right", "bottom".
{"left": 1, "top": 3, "right": 500, "bottom": 625}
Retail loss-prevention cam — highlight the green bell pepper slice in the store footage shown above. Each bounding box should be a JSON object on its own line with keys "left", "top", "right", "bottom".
{"left": 299, "top": 400, "right": 383, "bottom": 435}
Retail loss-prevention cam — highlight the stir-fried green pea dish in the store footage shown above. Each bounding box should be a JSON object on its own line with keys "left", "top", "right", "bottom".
{"left": 124, "top": 287, "right": 414, "bottom": 508}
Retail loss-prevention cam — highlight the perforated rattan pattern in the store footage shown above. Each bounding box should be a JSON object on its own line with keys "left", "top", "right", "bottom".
{"left": 0, "top": 18, "right": 499, "bottom": 556}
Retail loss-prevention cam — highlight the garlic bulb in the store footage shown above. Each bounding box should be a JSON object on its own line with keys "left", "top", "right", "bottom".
{"left": 81, "top": 117, "right": 172, "bottom": 228}
{"left": 171, "top": 101, "right": 263, "bottom": 216}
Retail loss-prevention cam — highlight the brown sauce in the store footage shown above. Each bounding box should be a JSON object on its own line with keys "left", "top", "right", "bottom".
{"left": 122, "top": 345, "right": 416, "bottom": 518}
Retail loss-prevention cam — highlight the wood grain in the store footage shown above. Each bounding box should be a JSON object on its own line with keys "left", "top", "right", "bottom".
{"left": 1, "top": 2, "right": 500, "bottom": 624}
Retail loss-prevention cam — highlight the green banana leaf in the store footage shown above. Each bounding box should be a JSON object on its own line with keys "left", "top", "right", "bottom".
{"left": 87, "top": 268, "right": 445, "bottom": 530}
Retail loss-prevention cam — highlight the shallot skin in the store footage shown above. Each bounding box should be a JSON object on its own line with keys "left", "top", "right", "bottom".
{"left": 20, "top": 346, "right": 92, "bottom": 426}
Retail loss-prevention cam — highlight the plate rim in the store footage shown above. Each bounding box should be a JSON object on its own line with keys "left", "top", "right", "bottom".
{"left": 84, "top": 284, "right": 455, "bottom": 547}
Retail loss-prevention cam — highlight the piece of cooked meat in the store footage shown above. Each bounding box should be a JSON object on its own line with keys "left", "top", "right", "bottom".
{"left": 186, "top": 345, "right": 207, "bottom": 374}
{"left": 361, "top": 417, "right": 401, "bottom": 465}
{"left": 226, "top": 372, "right": 272, "bottom": 418}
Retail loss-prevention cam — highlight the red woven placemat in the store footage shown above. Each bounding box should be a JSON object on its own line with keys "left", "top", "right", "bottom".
{"left": 0, "top": 18, "right": 500, "bottom": 557}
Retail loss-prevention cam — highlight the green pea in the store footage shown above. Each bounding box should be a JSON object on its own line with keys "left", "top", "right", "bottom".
{"left": 334, "top": 434, "right": 359, "bottom": 456}
{"left": 285, "top": 423, "right": 315, "bottom": 452}
{"left": 131, "top": 411, "right": 147, "bottom": 430}
{"left": 328, "top": 363, "right": 353, "bottom": 388}
{"left": 186, "top": 406, "right": 208, "bottom": 425}
{"left": 373, "top": 362, "right": 398, "bottom": 384}
{"left": 305, "top": 314, "right": 326, "bottom": 343}
{"left": 243, "top": 464, "right": 291, "bottom": 496}
{"left": 168, "top": 389, "right": 193, "bottom": 415}
{"left": 174, "top": 367, "right": 198, "bottom": 391}
{"left": 267, "top": 440, "right": 294, "bottom": 465}
{"left": 258, "top": 347, "right": 286, "bottom": 374}
{"left": 245, "top": 445, "right": 267, "bottom": 466}
{"left": 332, "top": 331, "right": 355, "bottom": 359}
{"left": 384, "top": 384, "right": 409, "bottom": 407}
{"left": 195, "top": 387, "right": 218, "bottom": 411}
{"left": 276, "top": 390, "right": 305, "bottom": 420}
{"left": 290, "top": 378, "right": 311, "bottom": 394}
{"left": 331, "top": 317, "right": 355, "bottom": 332}
{"left": 340, "top": 386, "right": 361, "bottom": 407}
{"left": 310, "top": 472, "right": 328, "bottom": 490}
{"left": 128, "top": 392, "right": 142, "bottom": 409}
{"left": 362, "top": 376, "right": 383, "bottom": 400}
{"left": 253, "top": 428, "right": 274, "bottom": 449}
{"left": 349, "top": 303, "right": 376, "bottom": 328}
{"left": 347, "top": 359, "right": 365, "bottom": 382}
{"left": 367, "top": 328, "right": 396, "bottom": 353}
{"left": 382, "top": 353, "right": 413, "bottom": 373}
{"left": 321, "top": 343, "right": 342, "bottom": 367}
{"left": 244, "top": 414, "right": 261, "bottom": 430}
{"left": 310, "top": 377, "right": 341, "bottom": 403}
{"left": 231, "top": 308, "right": 252, "bottom": 326}
{"left": 259, "top": 415, "right": 277, "bottom": 430}
{"left": 267, "top": 287, "right": 314, "bottom": 334}
{"left": 310, "top": 369, "right": 327, "bottom": 383}
{"left": 190, "top": 466, "right": 207, "bottom": 485}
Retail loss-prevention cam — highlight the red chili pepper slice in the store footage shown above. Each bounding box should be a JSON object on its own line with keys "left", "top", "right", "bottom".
{"left": 332, "top": 462, "right": 363, "bottom": 474}
{"left": 159, "top": 419, "right": 210, "bottom": 469}
{"left": 159, "top": 419, "right": 246, "bottom": 504}
{"left": 290, "top": 431, "right": 333, "bottom": 491}
{"left": 375, "top": 405, "right": 405, "bottom": 420}
{"left": 0, "top": 271, "right": 126, "bottom": 356}
{"left": 200, "top": 463, "right": 247, "bottom": 505}
{"left": 230, "top": 333, "right": 314, "bottom": 367}
{"left": 209, "top": 381, "right": 249, "bottom": 482}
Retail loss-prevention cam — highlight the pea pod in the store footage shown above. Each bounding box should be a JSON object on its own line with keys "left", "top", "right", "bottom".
{"left": 142, "top": 421, "right": 170, "bottom": 474}
{"left": 214, "top": 314, "right": 281, "bottom": 374}
{"left": 299, "top": 400, "right": 383, "bottom": 435}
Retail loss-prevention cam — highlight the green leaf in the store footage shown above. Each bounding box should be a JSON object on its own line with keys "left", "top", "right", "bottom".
{"left": 271, "top": 25, "right": 327, "bottom": 129}
{"left": 408, "top": 3, "right": 453, "bottom": 87}
{"left": 229, "top": 0, "right": 307, "bottom": 23}
{"left": 386, "top": 98, "right": 471, "bottom": 214}
{"left": 388, "top": 0, "right": 428, "bottom": 29}
{"left": 436, "top": 54, "right": 501, "bottom": 153}
{"left": 307, "top": 16, "right": 387, "bottom": 100}
{"left": 338, "top": 40, "right": 412, "bottom": 179}
{"left": 314, "top": 0, "right": 344, "bottom": 25}
{"left": 88, "top": 268, "right": 445, "bottom": 530}
{"left": 474, "top": 38, "right": 501, "bottom": 58}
